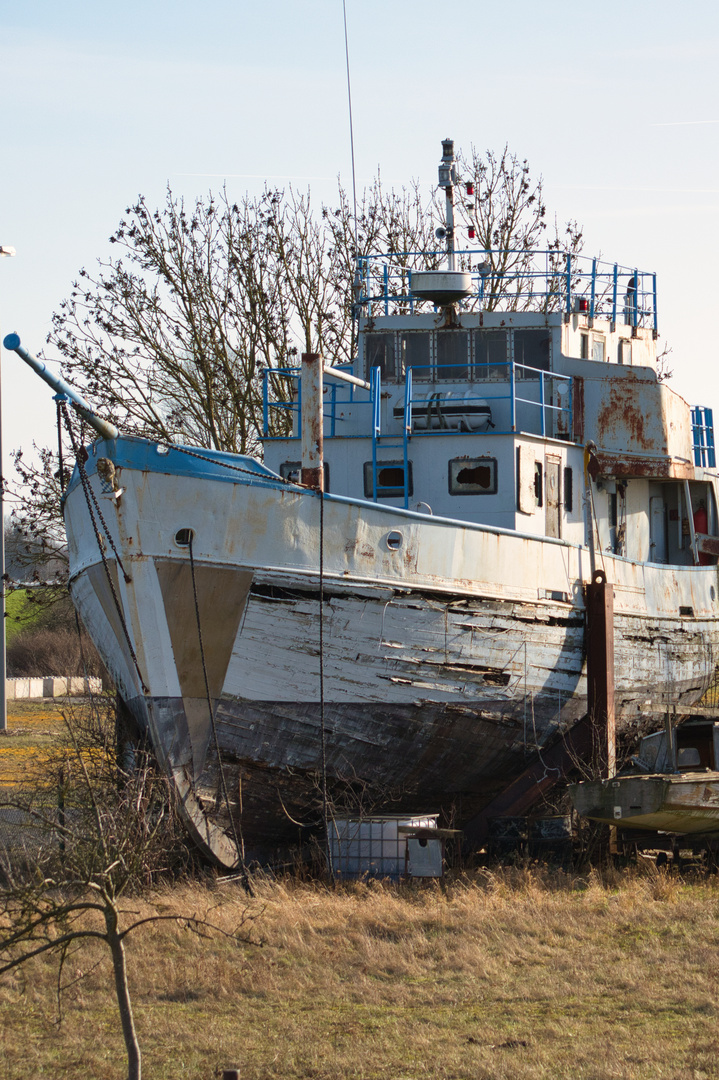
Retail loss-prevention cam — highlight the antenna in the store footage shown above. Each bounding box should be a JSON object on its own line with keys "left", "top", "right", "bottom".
{"left": 438, "top": 139, "right": 457, "bottom": 271}
{"left": 342, "top": 0, "right": 358, "bottom": 254}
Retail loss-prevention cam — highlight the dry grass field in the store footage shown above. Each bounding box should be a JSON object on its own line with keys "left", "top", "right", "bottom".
{"left": 1, "top": 703, "right": 719, "bottom": 1080}
{"left": 0, "top": 869, "right": 718, "bottom": 1080}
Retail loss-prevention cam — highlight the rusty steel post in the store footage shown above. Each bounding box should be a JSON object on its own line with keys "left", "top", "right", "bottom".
{"left": 585, "top": 569, "right": 616, "bottom": 778}
{"left": 300, "top": 352, "right": 324, "bottom": 492}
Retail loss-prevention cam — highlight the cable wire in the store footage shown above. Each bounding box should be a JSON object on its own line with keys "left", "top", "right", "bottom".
{"left": 319, "top": 488, "right": 333, "bottom": 877}
{"left": 342, "top": 0, "right": 359, "bottom": 252}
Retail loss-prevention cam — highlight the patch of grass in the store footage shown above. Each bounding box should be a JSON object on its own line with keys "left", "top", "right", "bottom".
{"left": 0, "top": 700, "right": 67, "bottom": 781}
{"left": 4, "top": 589, "right": 44, "bottom": 645}
{"left": 2, "top": 703, "right": 719, "bottom": 1078}
{"left": 1, "top": 871, "right": 719, "bottom": 1079}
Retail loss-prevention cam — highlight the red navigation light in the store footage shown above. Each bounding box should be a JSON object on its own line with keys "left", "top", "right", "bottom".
{"left": 468, "top": 226, "right": 476, "bottom": 240}
{"left": 466, "top": 182, "right": 474, "bottom": 196}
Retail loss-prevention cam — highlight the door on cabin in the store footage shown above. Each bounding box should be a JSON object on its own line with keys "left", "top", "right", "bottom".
{"left": 545, "top": 456, "right": 561, "bottom": 538}
{"left": 650, "top": 496, "right": 667, "bottom": 563}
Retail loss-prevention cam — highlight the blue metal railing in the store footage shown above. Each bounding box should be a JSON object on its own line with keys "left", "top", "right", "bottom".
{"left": 692, "top": 406, "right": 716, "bottom": 468}
{"left": 401, "top": 363, "right": 572, "bottom": 440}
{"left": 356, "top": 249, "right": 657, "bottom": 331}
{"left": 262, "top": 362, "right": 572, "bottom": 447}
{"left": 262, "top": 364, "right": 374, "bottom": 438}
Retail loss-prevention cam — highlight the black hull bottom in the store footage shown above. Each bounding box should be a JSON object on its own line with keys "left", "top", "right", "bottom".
{"left": 124, "top": 685, "right": 705, "bottom": 861}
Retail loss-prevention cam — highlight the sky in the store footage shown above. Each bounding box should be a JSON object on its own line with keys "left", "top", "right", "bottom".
{"left": 1, "top": 0, "right": 719, "bottom": 482}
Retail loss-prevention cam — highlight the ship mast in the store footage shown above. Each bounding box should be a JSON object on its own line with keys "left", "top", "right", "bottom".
{"left": 438, "top": 138, "right": 457, "bottom": 271}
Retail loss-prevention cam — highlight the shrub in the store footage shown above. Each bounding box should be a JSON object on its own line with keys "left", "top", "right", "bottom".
{"left": 6, "top": 626, "right": 108, "bottom": 685}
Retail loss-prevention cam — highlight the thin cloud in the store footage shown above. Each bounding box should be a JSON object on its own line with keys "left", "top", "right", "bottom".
{"left": 554, "top": 185, "right": 719, "bottom": 194}
{"left": 173, "top": 172, "right": 377, "bottom": 183}
{"left": 651, "top": 120, "right": 719, "bottom": 127}
{"left": 175, "top": 173, "right": 339, "bottom": 180}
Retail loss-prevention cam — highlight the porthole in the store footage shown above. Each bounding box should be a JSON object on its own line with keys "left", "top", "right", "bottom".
{"left": 175, "top": 528, "right": 194, "bottom": 547}
{"left": 156, "top": 444, "right": 170, "bottom": 456}
{"left": 386, "top": 530, "right": 403, "bottom": 551}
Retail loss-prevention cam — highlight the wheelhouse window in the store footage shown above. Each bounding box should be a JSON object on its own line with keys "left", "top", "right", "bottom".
{"left": 401, "top": 332, "right": 431, "bottom": 381}
{"left": 365, "top": 333, "right": 398, "bottom": 381}
{"left": 448, "top": 457, "right": 498, "bottom": 495}
{"left": 436, "top": 330, "right": 469, "bottom": 380}
{"left": 473, "top": 329, "right": 508, "bottom": 380}
{"left": 363, "top": 461, "right": 413, "bottom": 499}
{"left": 514, "top": 329, "right": 551, "bottom": 376}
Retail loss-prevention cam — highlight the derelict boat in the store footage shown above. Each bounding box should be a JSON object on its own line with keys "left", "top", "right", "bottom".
{"left": 570, "top": 717, "right": 719, "bottom": 835}
{"left": 7, "top": 140, "right": 719, "bottom": 866}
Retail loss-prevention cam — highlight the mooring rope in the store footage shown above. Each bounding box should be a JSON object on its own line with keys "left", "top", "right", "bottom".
{"left": 61, "top": 405, "right": 147, "bottom": 694}
{"left": 61, "top": 406, "right": 131, "bottom": 582}
{"left": 187, "top": 535, "right": 253, "bottom": 893}
{"left": 318, "top": 486, "right": 333, "bottom": 877}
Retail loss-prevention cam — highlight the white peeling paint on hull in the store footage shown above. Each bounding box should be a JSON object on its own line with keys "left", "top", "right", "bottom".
{"left": 63, "top": 444, "right": 719, "bottom": 863}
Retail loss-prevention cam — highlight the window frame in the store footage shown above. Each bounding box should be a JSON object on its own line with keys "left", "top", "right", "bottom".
{"left": 448, "top": 456, "right": 498, "bottom": 496}
{"left": 363, "top": 460, "right": 414, "bottom": 499}
{"left": 364, "top": 331, "right": 399, "bottom": 381}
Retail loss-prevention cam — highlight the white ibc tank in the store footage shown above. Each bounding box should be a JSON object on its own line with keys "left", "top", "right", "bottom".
{"left": 329, "top": 814, "right": 442, "bottom": 879}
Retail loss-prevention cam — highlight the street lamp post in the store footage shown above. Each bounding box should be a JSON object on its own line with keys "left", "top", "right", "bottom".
{"left": 0, "top": 245, "right": 16, "bottom": 732}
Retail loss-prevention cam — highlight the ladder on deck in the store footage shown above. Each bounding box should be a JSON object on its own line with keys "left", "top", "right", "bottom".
{"left": 370, "top": 367, "right": 413, "bottom": 508}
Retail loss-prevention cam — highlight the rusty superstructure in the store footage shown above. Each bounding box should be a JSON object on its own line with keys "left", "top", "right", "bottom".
{"left": 7, "top": 140, "right": 719, "bottom": 866}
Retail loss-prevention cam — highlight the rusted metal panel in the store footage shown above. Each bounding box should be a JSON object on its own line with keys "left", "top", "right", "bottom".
{"left": 585, "top": 374, "right": 695, "bottom": 474}
{"left": 595, "top": 376, "right": 661, "bottom": 451}
{"left": 300, "top": 352, "right": 324, "bottom": 491}
{"left": 587, "top": 448, "right": 694, "bottom": 480}
{"left": 698, "top": 535, "right": 719, "bottom": 556}
{"left": 585, "top": 570, "right": 616, "bottom": 778}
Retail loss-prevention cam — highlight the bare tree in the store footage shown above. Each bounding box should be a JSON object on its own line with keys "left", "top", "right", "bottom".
{"left": 50, "top": 187, "right": 305, "bottom": 456}
{"left": 455, "top": 144, "right": 584, "bottom": 311}
{"left": 47, "top": 177, "right": 444, "bottom": 458}
{"left": 0, "top": 699, "right": 257, "bottom": 1080}
{"left": 9, "top": 145, "right": 582, "bottom": 575}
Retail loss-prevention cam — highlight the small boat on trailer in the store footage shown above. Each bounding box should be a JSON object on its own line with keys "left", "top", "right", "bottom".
{"left": 570, "top": 715, "right": 719, "bottom": 838}
{"left": 6, "top": 139, "right": 719, "bottom": 867}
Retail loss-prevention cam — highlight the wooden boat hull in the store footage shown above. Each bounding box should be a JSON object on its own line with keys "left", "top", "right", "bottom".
{"left": 64, "top": 437, "right": 719, "bottom": 864}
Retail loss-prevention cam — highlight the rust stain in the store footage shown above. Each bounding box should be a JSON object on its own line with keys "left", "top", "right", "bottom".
{"left": 300, "top": 352, "right": 324, "bottom": 492}
{"left": 594, "top": 375, "right": 669, "bottom": 455}
{"left": 698, "top": 536, "right": 719, "bottom": 556}
{"left": 597, "top": 382, "right": 645, "bottom": 447}
{"left": 588, "top": 450, "right": 694, "bottom": 481}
